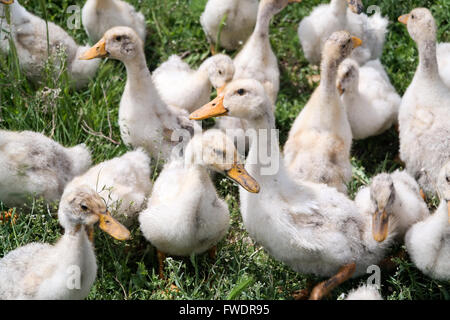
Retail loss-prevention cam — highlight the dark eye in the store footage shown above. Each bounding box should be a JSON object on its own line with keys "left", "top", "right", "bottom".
{"left": 237, "top": 89, "right": 245, "bottom": 95}
{"left": 115, "top": 36, "right": 122, "bottom": 41}
{"left": 80, "top": 204, "right": 88, "bottom": 211}
{"left": 218, "top": 70, "right": 223, "bottom": 75}
{"left": 411, "top": 15, "right": 415, "bottom": 19}
{"left": 446, "top": 176, "right": 450, "bottom": 183}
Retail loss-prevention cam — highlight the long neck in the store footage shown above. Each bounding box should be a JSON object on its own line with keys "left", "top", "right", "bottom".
{"left": 320, "top": 57, "right": 340, "bottom": 97}
{"left": 416, "top": 39, "right": 440, "bottom": 82}
{"left": 330, "top": 0, "right": 347, "bottom": 15}
{"left": 317, "top": 57, "right": 344, "bottom": 120}
{"left": 123, "top": 51, "right": 178, "bottom": 126}
{"left": 254, "top": 1, "right": 276, "bottom": 38}
{"left": 245, "top": 106, "right": 282, "bottom": 181}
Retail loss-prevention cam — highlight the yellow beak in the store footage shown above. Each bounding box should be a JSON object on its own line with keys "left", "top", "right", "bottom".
{"left": 79, "top": 38, "right": 107, "bottom": 60}
{"left": 189, "top": 94, "right": 228, "bottom": 120}
{"left": 227, "top": 163, "right": 260, "bottom": 193}
{"left": 0, "top": 0, "right": 14, "bottom": 4}
{"left": 217, "top": 84, "right": 227, "bottom": 96}
{"left": 351, "top": 36, "right": 363, "bottom": 49}
{"left": 347, "top": 0, "right": 364, "bottom": 14}
{"left": 97, "top": 211, "right": 131, "bottom": 240}
{"left": 398, "top": 14, "right": 410, "bottom": 25}
{"left": 288, "top": 0, "right": 302, "bottom": 3}
{"left": 372, "top": 210, "right": 389, "bottom": 242}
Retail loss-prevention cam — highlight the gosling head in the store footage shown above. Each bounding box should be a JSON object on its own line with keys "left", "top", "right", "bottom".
{"left": 185, "top": 129, "right": 260, "bottom": 193}
{"left": 398, "top": 8, "right": 436, "bottom": 44}
{"left": 59, "top": 186, "right": 131, "bottom": 240}
{"left": 79, "top": 26, "right": 143, "bottom": 61}
{"left": 369, "top": 173, "right": 396, "bottom": 242}
{"left": 205, "top": 54, "right": 235, "bottom": 93}
{"left": 321, "top": 31, "right": 362, "bottom": 66}
{"left": 346, "top": 0, "right": 364, "bottom": 14}
{"left": 189, "top": 79, "right": 270, "bottom": 121}
{"left": 437, "top": 162, "right": 450, "bottom": 224}
{"left": 336, "top": 59, "right": 359, "bottom": 95}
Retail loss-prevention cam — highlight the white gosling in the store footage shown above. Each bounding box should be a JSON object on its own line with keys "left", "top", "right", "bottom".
{"left": 200, "top": 0, "right": 258, "bottom": 52}
{"left": 0, "top": 0, "right": 100, "bottom": 89}
{"left": 79, "top": 26, "right": 200, "bottom": 162}
{"left": 82, "top": 0, "right": 146, "bottom": 43}
{"left": 65, "top": 149, "right": 152, "bottom": 226}
{"left": 405, "top": 162, "right": 450, "bottom": 281}
{"left": 190, "top": 79, "right": 399, "bottom": 300}
{"left": 297, "top": 0, "right": 388, "bottom": 65}
{"left": 355, "top": 170, "right": 430, "bottom": 243}
{"left": 0, "top": 130, "right": 91, "bottom": 206}
{"left": 0, "top": 185, "right": 130, "bottom": 299}
{"left": 337, "top": 59, "right": 401, "bottom": 140}
{"left": 345, "top": 284, "right": 383, "bottom": 300}
{"left": 152, "top": 54, "right": 235, "bottom": 113}
{"left": 283, "top": 31, "right": 360, "bottom": 194}
{"left": 398, "top": 8, "right": 450, "bottom": 195}
{"left": 139, "top": 129, "right": 259, "bottom": 278}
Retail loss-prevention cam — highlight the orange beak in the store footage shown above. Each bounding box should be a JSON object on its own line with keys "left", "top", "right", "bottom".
{"left": 288, "top": 0, "right": 302, "bottom": 2}
{"left": 398, "top": 14, "right": 410, "bottom": 25}
{"left": 189, "top": 95, "right": 228, "bottom": 120}
{"left": 372, "top": 210, "right": 389, "bottom": 242}
{"left": 0, "top": 0, "right": 14, "bottom": 4}
{"left": 351, "top": 36, "right": 363, "bottom": 49}
{"left": 217, "top": 84, "right": 226, "bottom": 96}
{"left": 79, "top": 38, "right": 107, "bottom": 60}
{"left": 226, "top": 163, "right": 260, "bottom": 193}
{"left": 97, "top": 211, "right": 131, "bottom": 240}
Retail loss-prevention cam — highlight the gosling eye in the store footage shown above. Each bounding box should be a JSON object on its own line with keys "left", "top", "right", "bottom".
{"left": 446, "top": 175, "right": 450, "bottom": 183}
{"left": 411, "top": 14, "right": 415, "bottom": 19}
{"left": 237, "top": 88, "right": 245, "bottom": 95}
{"left": 80, "top": 204, "right": 88, "bottom": 211}
{"left": 218, "top": 70, "right": 223, "bottom": 75}
{"left": 115, "top": 36, "right": 122, "bottom": 42}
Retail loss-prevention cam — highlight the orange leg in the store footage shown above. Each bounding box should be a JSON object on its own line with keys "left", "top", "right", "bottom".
{"left": 309, "top": 263, "right": 356, "bottom": 300}
{"left": 157, "top": 250, "right": 166, "bottom": 280}
{"left": 210, "top": 43, "right": 217, "bottom": 56}
{"left": 208, "top": 246, "right": 217, "bottom": 260}
{"left": 292, "top": 280, "right": 315, "bottom": 300}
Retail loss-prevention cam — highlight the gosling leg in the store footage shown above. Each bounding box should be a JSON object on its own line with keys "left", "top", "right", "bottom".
{"left": 309, "top": 262, "right": 356, "bottom": 300}
{"left": 208, "top": 245, "right": 217, "bottom": 260}
{"left": 157, "top": 250, "right": 166, "bottom": 280}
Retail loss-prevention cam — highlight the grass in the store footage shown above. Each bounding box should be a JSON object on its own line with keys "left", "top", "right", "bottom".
{"left": 0, "top": 0, "right": 449, "bottom": 300}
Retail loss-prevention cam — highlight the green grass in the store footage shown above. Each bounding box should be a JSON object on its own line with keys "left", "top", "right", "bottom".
{"left": 1, "top": 0, "right": 449, "bottom": 300}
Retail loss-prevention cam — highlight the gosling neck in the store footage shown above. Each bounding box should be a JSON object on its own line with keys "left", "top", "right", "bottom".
{"left": 320, "top": 57, "right": 341, "bottom": 100}
{"left": 122, "top": 50, "right": 177, "bottom": 123}
{"left": 416, "top": 38, "right": 440, "bottom": 82}
{"left": 254, "top": 1, "right": 277, "bottom": 38}
{"left": 330, "top": 0, "right": 348, "bottom": 16}
{"left": 244, "top": 102, "right": 280, "bottom": 178}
